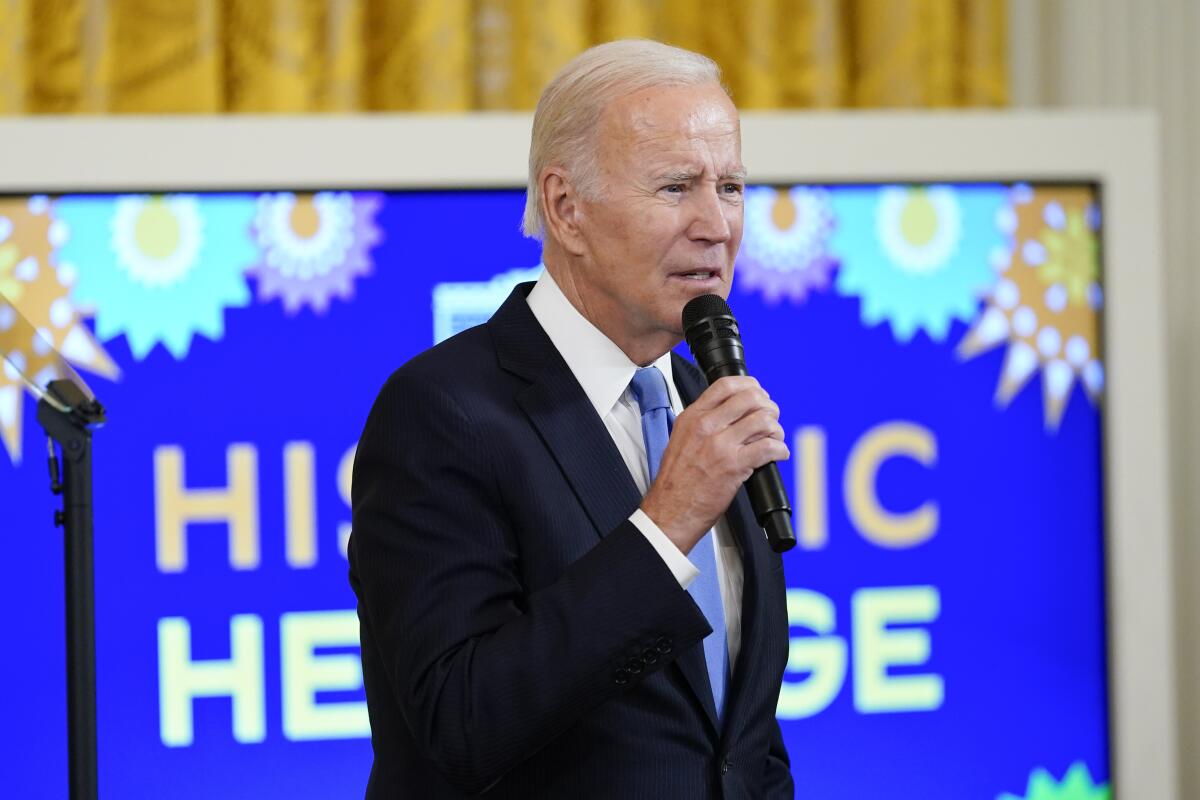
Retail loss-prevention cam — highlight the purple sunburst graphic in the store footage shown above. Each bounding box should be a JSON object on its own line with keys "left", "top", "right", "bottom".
{"left": 247, "top": 191, "right": 384, "bottom": 315}
{"left": 736, "top": 186, "right": 838, "bottom": 305}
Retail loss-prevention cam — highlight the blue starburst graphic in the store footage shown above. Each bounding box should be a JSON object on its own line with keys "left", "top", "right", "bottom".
{"left": 829, "top": 184, "right": 1008, "bottom": 343}
{"left": 55, "top": 194, "right": 258, "bottom": 360}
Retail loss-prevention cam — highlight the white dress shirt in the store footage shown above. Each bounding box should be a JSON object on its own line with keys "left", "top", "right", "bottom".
{"left": 526, "top": 269, "right": 744, "bottom": 667}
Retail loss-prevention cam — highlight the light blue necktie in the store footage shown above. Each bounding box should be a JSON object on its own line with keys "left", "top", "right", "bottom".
{"left": 630, "top": 366, "right": 729, "bottom": 722}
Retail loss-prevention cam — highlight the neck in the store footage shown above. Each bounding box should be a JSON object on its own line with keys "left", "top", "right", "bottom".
{"left": 542, "top": 246, "right": 679, "bottom": 367}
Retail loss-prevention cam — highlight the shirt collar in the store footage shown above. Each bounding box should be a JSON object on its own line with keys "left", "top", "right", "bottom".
{"left": 527, "top": 268, "right": 679, "bottom": 418}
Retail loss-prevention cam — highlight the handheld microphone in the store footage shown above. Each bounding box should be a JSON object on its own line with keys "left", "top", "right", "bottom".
{"left": 682, "top": 294, "right": 796, "bottom": 554}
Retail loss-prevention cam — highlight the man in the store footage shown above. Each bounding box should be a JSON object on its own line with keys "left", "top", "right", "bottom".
{"left": 349, "top": 39, "right": 794, "bottom": 798}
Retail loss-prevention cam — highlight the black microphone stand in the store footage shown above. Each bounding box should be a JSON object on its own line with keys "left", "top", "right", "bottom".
{"left": 37, "top": 379, "right": 105, "bottom": 800}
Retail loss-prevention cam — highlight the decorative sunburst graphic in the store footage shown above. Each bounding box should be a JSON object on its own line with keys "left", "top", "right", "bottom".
{"left": 0, "top": 214, "right": 24, "bottom": 305}
{"left": 736, "top": 186, "right": 837, "bottom": 304}
{"left": 0, "top": 197, "right": 119, "bottom": 463}
{"left": 55, "top": 194, "right": 258, "bottom": 360}
{"left": 247, "top": 192, "right": 384, "bottom": 315}
{"left": 997, "top": 761, "right": 1110, "bottom": 800}
{"left": 958, "top": 186, "right": 1103, "bottom": 430}
{"left": 830, "top": 184, "right": 1007, "bottom": 342}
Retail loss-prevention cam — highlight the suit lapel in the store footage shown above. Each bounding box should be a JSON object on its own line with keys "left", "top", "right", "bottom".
{"left": 671, "top": 353, "right": 769, "bottom": 739}
{"left": 517, "top": 370, "right": 645, "bottom": 540}
{"left": 489, "top": 284, "right": 643, "bottom": 540}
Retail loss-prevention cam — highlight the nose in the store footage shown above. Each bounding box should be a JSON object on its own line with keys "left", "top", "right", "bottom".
{"left": 687, "top": 185, "right": 732, "bottom": 244}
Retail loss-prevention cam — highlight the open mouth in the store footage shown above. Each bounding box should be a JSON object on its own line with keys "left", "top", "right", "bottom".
{"left": 670, "top": 269, "right": 721, "bottom": 281}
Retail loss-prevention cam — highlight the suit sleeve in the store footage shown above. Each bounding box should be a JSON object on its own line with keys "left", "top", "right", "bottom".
{"left": 349, "top": 372, "right": 711, "bottom": 794}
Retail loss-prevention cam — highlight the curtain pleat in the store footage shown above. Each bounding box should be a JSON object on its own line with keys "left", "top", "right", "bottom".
{"left": 960, "top": 0, "right": 1008, "bottom": 105}
{"left": 710, "top": 0, "right": 782, "bottom": 109}
{"left": 107, "top": 0, "right": 222, "bottom": 112}
{"left": 786, "top": 0, "right": 848, "bottom": 108}
{"left": 0, "top": 0, "right": 1009, "bottom": 113}
{"left": 511, "top": 0, "right": 590, "bottom": 109}
{"left": 18, "top": 0, "right": 110, "bottom": 113}
{"left": 225, "top": 0, "right": 366, "bottom": 112}
{"left": 0, "top": 0, "right": 28, "bottom": 112}
{"left": 367, "top": 0, "right": 471, "bottom": 111}
{"left": 593, "top": 0, "right": 655, "bottom": 43}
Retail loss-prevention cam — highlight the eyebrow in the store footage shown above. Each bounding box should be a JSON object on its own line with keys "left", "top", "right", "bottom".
{"left": 655, "top": 168, "right": 748, "bottom": 183}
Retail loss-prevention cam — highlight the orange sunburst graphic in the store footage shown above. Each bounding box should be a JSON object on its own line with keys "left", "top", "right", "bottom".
{"left": 958, "top": 186, "right": 1103, "bottom": 430}
{"left": 0, "top": 197, "right": 119, "bottom": 463}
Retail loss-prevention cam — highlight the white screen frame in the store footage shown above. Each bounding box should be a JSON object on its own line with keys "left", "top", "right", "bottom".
{"left": 0, "top": 111, "right": 1175, "bottom": 799}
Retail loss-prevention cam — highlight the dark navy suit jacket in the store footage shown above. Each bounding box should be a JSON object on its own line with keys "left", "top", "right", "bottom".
{"left": 349, "top": 284, "right": 794, "bottom": 798}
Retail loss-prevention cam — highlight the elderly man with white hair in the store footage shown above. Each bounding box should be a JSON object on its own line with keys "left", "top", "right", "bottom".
{"left": 350, "top": 39, "right": 794, "bottom": 798}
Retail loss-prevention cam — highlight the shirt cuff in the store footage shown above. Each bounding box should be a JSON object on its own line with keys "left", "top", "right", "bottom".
{"left": 630, "top": 508, "right": 699, "bottom": 589}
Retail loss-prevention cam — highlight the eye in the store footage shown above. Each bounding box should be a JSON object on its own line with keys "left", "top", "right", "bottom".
{"left": 661, "top": 184, "right": 685, "bottom": 194}
{"left": 721, "top": 182, "right": 744, "bottom": 195}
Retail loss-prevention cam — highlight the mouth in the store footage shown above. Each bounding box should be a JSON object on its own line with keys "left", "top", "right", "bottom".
{"left": 668, "top": 268, "right": 723, "bottom": 284}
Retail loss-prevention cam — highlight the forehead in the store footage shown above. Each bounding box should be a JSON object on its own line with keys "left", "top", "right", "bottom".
{"left": 600, "top": 83, "right": 742, "bottom": 171}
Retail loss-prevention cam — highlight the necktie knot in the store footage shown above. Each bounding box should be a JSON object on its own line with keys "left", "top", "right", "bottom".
{"left": 630, "top": 366, "right": 672, "bottom": 414}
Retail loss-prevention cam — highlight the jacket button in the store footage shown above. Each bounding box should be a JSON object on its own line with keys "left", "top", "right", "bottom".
{"left": 626, "top": 656, "right": 645, "bottom": 674}
{"left": 655, "top": 636, "right": 673, "bottom": 654}
{"left": 613, "top": 668, "right": 630, "bottom": 686}
{"left": 642, "top": 647, "right": 659, "bottom": 665}
{"left": 720, "top": 759, "right": 732, "bottom": 775}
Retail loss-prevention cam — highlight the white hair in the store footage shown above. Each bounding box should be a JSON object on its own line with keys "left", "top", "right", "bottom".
{"left": 521, "top": 39, "right": 725, "bottom": 240}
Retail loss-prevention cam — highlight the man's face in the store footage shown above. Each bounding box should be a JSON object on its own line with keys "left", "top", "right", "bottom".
{"left": 567, "top": 81, "right": 744, "bottom": 354}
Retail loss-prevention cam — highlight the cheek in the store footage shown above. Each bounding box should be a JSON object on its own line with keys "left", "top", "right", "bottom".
{"left": 597, "top": 210, "right": 654, "bottom": 252}
{"left": 641, "top": 209, "right": 693, "bottom": 250}
{"left": 727, "top": 212, "right": 745, "bottom": 250}
{"left": 728, "top": 205, "right": 744, "bottom": 233}
{"left": 616, "top": 219, "right": 674, "bottom": 266}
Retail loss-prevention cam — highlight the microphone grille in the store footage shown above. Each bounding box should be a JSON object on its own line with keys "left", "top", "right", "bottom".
{"left": 682, "top": 294, "right": 733, "bottom": 331}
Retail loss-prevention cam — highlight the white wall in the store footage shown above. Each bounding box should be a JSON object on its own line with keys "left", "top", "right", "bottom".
{"left": 1011, "top": 1, "right": 1199, "bottom": 796}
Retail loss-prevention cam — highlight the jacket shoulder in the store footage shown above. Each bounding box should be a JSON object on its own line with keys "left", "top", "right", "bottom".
{"left": 391, "top": 323, "right": 500, "bottom": 388}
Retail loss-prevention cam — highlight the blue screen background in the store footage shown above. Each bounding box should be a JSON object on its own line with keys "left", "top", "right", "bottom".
{"left": 0, "top": 185, "right": 1109, "bottom": 799}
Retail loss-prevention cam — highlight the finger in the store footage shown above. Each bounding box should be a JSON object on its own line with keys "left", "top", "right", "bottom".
{"left": 724, "top": 408, "right": 781, "bottom": 446}
{"left": 739, "top": 424, "right": 786, "bottom": 445}
{"left": 698, "top": 388, "right": 775, "bottom": 435}
{"left": 686, "top": 375, "right": 760, "bottom": 414}
{"left": 737, "top": 437, "right": 791, "bottom": 473}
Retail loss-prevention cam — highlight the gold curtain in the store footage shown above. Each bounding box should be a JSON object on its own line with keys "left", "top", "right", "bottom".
{"left": 0, "top": 0, "right": 1007, "bottom": 113}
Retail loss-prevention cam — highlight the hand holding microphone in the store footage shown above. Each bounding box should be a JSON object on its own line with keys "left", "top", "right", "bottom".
{"left": 639, "top": 295, "right": 797, "bottom": 555}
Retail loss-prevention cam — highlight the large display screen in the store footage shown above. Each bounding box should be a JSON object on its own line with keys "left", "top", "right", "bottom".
{"left": 0, "top": 184, "right": 1110, "bottom": 799}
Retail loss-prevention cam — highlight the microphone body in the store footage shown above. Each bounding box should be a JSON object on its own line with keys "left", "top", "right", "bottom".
{"left": 682, "top": 295, "right": 796, "bottom": 553}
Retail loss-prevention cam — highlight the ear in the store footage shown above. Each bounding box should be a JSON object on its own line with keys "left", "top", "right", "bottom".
{"left": 541, "top": 168, "right": 588, "bottom": 256}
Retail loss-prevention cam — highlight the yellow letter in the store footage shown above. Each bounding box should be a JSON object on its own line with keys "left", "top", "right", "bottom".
{"left": 844, "top": 422, "right": 938, "bottom": 548}
{"left": 338, "top": 444, "right": 356, "bottom": 559}
{"left": 155, "top": 444, "right": 260, "bottom": 572}
{"left": 284, "top": 441, "right": 317, "bottom": 568}
{"left": 792, "top": 426, "right": 828, "bottom": 550}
